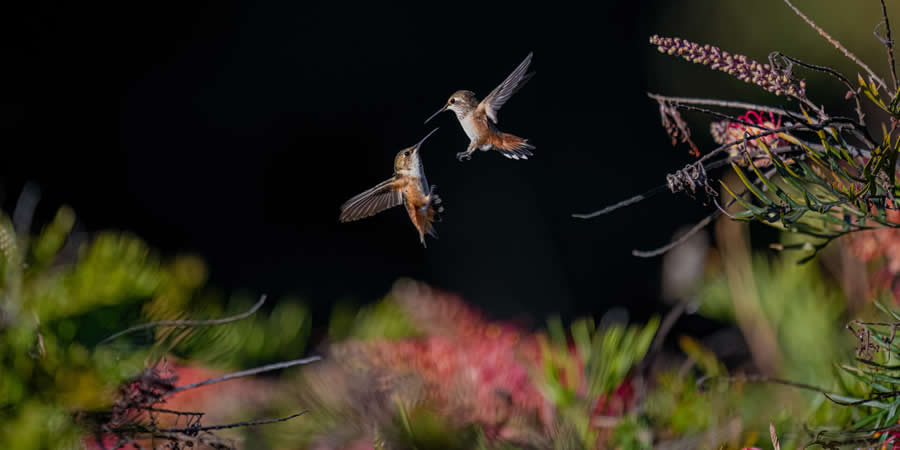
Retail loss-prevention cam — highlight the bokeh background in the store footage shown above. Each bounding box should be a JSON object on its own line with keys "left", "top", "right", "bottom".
{"left": 5, "top": 0, "right": 896, "bottom": 325}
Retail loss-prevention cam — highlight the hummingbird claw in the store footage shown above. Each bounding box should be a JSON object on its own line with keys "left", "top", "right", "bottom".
{"left": 456, "top": 152, "right": 471, "bottom": 161}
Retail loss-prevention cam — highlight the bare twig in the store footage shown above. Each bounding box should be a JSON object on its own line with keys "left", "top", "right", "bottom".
{"left": 99, "top": 295, "right": 268, "bottom": 345}
{"left": 646, "top": 93, "right": 798, "bottom": 117}
{"left": 783, "top": 0, "right": 888, "bottom": 91}
{"left": 778, "top": 53, "right": 868, "bottom": 126}
{"left": 697, "top": 117, "right": 860, "bottom": 165}
{"left": 574, "top": 147, "right": 796, "bottom": 223}
{"left": 165, "top": 356, "right": 321, "bottom": 397}
{"left": 677, "top": 104, "right": 783, "bottom": 134}
{"left": 852, "top": 320, "right": 900, "bottom": 327}
{"left": 632, "top": 213, "right": 719, "bottom": 258}
{"left": 698, "top": 374, "right": 900, "bottom": 406}
{"left": 571, "top": 185, "right": 667, "bottom": 219}
{"left": 156, "top": 410, "right": 307, "bottom": 433}
{"left": 878, "top": 0, "right": 898, "bottom": 92}
{"left": 633, "top": 164, "right": 777, "bottom": 258}
{"left": 134, "top": 406, "right": 204, "bottom": 417}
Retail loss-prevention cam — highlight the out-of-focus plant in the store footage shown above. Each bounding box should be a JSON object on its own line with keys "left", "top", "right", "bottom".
{"left": 535, "top": 316, "right": 658, "bottom": 449}
{"left": 0, "top": 195, "right": 317, "bottom": 449}
{"left": 275, "top": 280, "right": 661, "bottom": 450}
{"left": 0, "top": 202, "right": 206, "bottom": 448}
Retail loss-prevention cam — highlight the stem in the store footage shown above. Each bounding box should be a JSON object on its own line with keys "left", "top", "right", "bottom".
{"left": 779, "top": 53, "right": 867, "bottom": 126}
{"left": 631, "top": 212, "right": 719, "bottom": 258}
{"left": 646, "top": 93, "right": 798, "bottom": 117}
{"left": 782, "top": 0, "right": 888, "bottom": 91}
{"left": 98, "top": 295, "right": 268, "bottom": 345}
{"left": 880, "top": 0, "right": 899, "bottom": 92}
{"left": 156, "top": 411, "right": 307, "bottom": 433}
{"left": 165, "top": 356, "right": 321, "bottom": 397}
{"left": 571, "top": 185, "right": 667, "bottom": 219}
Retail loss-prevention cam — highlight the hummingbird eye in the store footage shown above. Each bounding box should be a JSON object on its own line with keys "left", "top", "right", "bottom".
{"left": 449, "top": 98, "right": 456, "bottom": 104}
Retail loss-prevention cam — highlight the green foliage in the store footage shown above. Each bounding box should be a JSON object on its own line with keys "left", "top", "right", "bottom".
{"left": 157, "top": 294, "right": 313, "bottom": 369}
{"left": 701, "top": 251, "right": 848, "bottom": 385}
{"left": 0, "top": 203, "right": 318, "bottom": 448}
{"left": 536, "top": 316, "right": 659, "bottom": 449}
{"left": 648, "top": 248, "right": 871, "bottom": 447}
{"left": 328, "top": 297, "right": 420, "bottom": 341}
{"left": 381, "top": 406, "right": 481, "bottom": 450}
{"left": 723, "top": 127, "right": 900, "bottom": 263}
{"left": 0, "top": 205, "right": 192, "bottom": 448}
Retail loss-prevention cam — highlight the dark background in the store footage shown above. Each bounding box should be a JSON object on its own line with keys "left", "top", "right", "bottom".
{"left": 5, "top": 1, "right": 739, "bottom": 327}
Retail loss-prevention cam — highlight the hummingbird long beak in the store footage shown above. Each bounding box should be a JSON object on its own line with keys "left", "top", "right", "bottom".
{"left": 423, "top": 105, "right": 448, "bottom": 124}
{"left": 412, "top": 127, "right": 440, "bottom": 153}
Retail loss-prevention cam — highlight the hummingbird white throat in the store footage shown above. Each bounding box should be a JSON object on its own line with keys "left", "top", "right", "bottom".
{"left": 424, "top": 52, "right": 535, "bottom": 161}
{"left": 339, "top": 128, "right": 444, "bottom": 247}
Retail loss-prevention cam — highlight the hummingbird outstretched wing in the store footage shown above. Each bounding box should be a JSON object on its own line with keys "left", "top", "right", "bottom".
{"left": 479, "top": 52, "right": 534, "bottom": 124}
{"left": 339, "top": 177, "right": 404, "bottom": 222}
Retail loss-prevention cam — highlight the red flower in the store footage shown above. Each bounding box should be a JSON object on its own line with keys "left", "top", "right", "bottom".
{"left": 711, "top": 110, "right": 784, "bottom": 167}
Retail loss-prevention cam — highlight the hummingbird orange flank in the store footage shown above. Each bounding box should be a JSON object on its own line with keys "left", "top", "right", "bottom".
{"left": 339, "top": 128, "right": 444, "bottom": 247}
{"left": 424, "top": 52, "right": 535, "bottom": 161}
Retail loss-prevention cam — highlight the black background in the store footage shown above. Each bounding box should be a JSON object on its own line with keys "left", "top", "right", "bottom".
{"left": 6, "top": 1, "right": 716, "bottom": 327}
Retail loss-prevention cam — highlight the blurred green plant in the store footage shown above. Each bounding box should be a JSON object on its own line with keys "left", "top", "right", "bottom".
{"left": 0, "top": 204, "right": 197, "bottom": 448}
{"left": 328, "top": 297, "right": 420, "bottom": 341}
{"left": 0, "top": 200, "right": 316, "bottom": 449}
{"left": 535, "top": 316, "right": 659, "bottom": 449}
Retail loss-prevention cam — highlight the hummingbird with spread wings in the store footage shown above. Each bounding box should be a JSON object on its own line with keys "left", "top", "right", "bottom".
{"left": 339, "top": 128, "right": 444, "bottom": 247}
{"left": 424, "top": 52, "right": 535, "bottom": 161}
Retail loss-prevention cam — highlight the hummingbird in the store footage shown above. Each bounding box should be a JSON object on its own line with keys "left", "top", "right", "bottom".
{"left": 424, "top": 52, "right": 535, "bottom": 161}
{"left": 339, "top": 128, "right": 444, "bottom": 247}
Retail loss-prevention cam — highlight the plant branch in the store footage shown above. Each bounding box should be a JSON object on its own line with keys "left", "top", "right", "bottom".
{"left": 646, "top": 93, "right": 799, "bottom": 117}
{"left": 571, "top": 185, "right": 668, "bottom": 219}
{"left": 155, "top": 410, "right": 307, "bottom": 433}
{"left": 698, "top": 374, "right": 900, "bottom": 406}
{"left": 778, "top": 53, "right": 868, "bottom": 126}
{"left": 573, "top": 147, "right": 798, "bottom": 222}
{"left": 632, "top": 212, "right": 719, "bottom": 258}
{"left": 879, "top": 0, "right": 898, "bottom": 92}
{"left": 164, "top": 356, "right": 321, "bottom": 397}
{"left": 782, "top": 0, "right": 888, "bottom": 91}
{"left": 98, "top": 295, "right": 268, "bottom": 345}
{"left": 634, "top": 164, "right": 779, "bottom": 258}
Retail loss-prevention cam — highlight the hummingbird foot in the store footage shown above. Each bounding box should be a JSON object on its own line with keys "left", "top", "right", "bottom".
{"left": 456, "top": 151, "right": 472, "bottom": 161}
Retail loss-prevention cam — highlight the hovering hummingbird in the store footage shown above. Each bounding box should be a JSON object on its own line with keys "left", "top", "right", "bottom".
{"left": 424, "top": 52, "right": 535, "bottom": 161}
{"left": 339, "top": 128, "right": 444, "bottom": 247}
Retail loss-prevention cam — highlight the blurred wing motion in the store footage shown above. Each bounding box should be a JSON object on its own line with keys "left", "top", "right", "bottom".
{"left": 339, "top": 178, "right": 404, "bottom": 222}
{"left": 479, "top": 52, "right": 534, "bottom": 123}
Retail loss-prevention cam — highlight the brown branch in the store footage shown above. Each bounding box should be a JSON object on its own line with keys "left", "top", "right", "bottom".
{"left": 135, "top": 406, "right": 204, "bottom": 417}
{"left": 698, "top": 374, "right": 899, "bottom": 406}
{"left": 782, "top": 0, "right": 888, "bottom": 91}
{"left": 646, "top": 93, "right": 798, "bottom": 118}
{"left": 165, "top": 356, "right": 321, "bottom": 397}
{"left": 632, "top": 212, "right": 719, "bottom": 258}
{"left": 879, "top": 0, "right": 898, "bottom": 92}
{"left": 98, "top": 295, "right": 268, "bottom": 345}
{"left": 633, "top": 162, "right": 779, "bottom": 258}
{"left": 571, "top": 185, "right": 667, "bottom": 219}
{"left": 778, "top": 53, "right": 868, "bottom": 127}
{"left": 156, "top": 410, "right": 307, "bottom": 433}
{"left": 573, "top": 145, "right": 796, "bottom": 223}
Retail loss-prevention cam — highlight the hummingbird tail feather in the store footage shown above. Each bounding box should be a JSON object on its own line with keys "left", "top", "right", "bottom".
{"left": 490, "top": 133, "right": 534, "bottom": 160}
{"left": 424, "top": 189, "right": 443, "bottom": 239}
